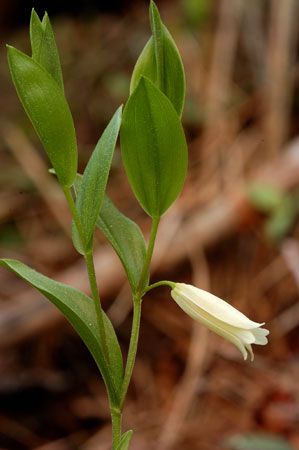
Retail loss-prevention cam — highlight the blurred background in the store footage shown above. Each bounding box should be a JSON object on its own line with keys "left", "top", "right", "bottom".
{"left": 1, "top": 0, "right": 299, "bottom": 449}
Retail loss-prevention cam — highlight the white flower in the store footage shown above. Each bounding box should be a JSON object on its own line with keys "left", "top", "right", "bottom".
{"left": 171, "top": 283, "right": 269, "bottom": 361}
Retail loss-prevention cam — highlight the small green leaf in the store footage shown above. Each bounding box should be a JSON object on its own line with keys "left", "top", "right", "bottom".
{"left": 0, "top": 259, "right": 123, "bottom": 405}
{"left": 76, "top": 106, "right": 122, "bottom": 250}
{"left": 116, "top": 431, "right": 133, "bottom": 450}
{"left": 7, "top": 46, "right": 77, "bottom": 188}
{"left": 121, "top": 76, "right": 188, "bottom": 217}
{"left": 30, "top": 9, "right": 64, "bottom": 91}
{"left": 130, "top": 1, "right": 185, "bottom": 117}
{"left": 96, "top": 195, "right": 147, "bottom": 293}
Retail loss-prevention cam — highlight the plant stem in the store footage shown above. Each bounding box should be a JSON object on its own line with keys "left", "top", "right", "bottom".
{"left": 111, "top": 407, "right": 122, "bottom": 449}
{"left": 144, "top": 280, "right": 175, "bottom": 293}
{"left": 119, "top": 215, "right": 160, "bottom": 411}
{"left": 85, "top": 251, "right": 109, "bottom": 363}
{"left": 137, "top": 215, "right": 160, "bottom": 295}
{"left": 63, "top": 186, "right": 86, "bottom": 249}
{"left": 119, "top": 294, "right": 142, "bottom": 410}
{"left": 63, "top": 186, "right": 109, "bottom": 362}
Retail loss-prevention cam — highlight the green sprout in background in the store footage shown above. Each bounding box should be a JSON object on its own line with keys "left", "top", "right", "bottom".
{"left": 248, "top": 182, "right": 297, "bottom": 242}
{"left": 1, "top": 3, "right": 269, "bottom": 449}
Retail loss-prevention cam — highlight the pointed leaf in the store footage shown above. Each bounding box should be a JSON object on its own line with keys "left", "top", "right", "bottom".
{"left": 116, "top": 431, "right": 133, "bottom": 450}
{"left": 76, "top": 106, "right": 122, "bottom": 250}
{"left": 30, "top": 9, "right": 64, "bottom": 90}
{"left": 7, "top": 46, "right": 77, "bottom": 187}
{"left": 96, "top": 195, "right": 147, "bottom": 293}
{"left": 120, "top": 76, "right": 188, "bottom": 217}
{"left": 72, "top": 174, "right": 147, "bottom": 288}
{"left": 149, "top": 0, "right": 164, "bottom": 89}
{"left": 71, "top": 221, "right": 86, "bottom": 255}
{"left": 0, "top": 259, "right": 123, "bottom": 405}
{"left": 130, "top": 1, "right": 185, "bottom": 117}
{"left": 71, "top": 174, "right": 86, "bottom": 255}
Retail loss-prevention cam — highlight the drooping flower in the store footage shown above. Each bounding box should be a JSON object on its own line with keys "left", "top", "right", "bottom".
{"left": 171, "top": 283, "right": 269, "bottom": 361}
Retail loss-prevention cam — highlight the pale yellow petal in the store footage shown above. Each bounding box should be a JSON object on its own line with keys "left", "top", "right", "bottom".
{"left": 252, "top": 327, "right": 269, "bottom": 345}
{"left": 245, "top": 344, "right": 254, "bottom": 362}
{"left": 174, "top": 283, "right": 263, "bottom": 330}
{"left": 172, "top": 290, "right": 249, "bottom": 359}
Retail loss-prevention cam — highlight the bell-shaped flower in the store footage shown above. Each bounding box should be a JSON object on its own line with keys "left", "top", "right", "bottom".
{"left": 171, "top": 283, "right": 269, "bottom": 361}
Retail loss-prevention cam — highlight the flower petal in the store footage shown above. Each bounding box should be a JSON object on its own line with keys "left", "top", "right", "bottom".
{"left": 252, "top": 327, "right": 269, "bottom": 345}
{"left": 172, "top": 288, "right": 249, "bottom": 359}
{"left": 174, "top": 283, "right": 263, "bottom": 330}
{"left": 245, "top": 344, "right": 254, "bottom": 362}
{"left": 171, "top": 282, "right": 269, "bottom": 361}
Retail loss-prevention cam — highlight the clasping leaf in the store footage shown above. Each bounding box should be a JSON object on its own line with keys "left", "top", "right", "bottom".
{"left": 7, "top": 46, "right": 77, "bottom": 188}
{"left": 116, "top": 430, "right": 133, "bottom": 450}
{"left": 72, "top": 173, "right": 147, "bottom": 290}
{"left": 30, "top": 9, "right": 64, "bottom": 91}
{"left": 75, "top": 106, "right": 122, "bottom": 251}
{"left": 130, "top": 0, "right": 185, "bottom": 117}
{"left": 120, "top": 76, "right": 187, "bottom": 217}
{"left": 96, "top": 195, "right": 147, "bottom": 293}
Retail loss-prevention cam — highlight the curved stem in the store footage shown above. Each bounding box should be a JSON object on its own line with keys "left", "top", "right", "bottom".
{"left": 144, "top": 280, "right": 175, "bottom": 293}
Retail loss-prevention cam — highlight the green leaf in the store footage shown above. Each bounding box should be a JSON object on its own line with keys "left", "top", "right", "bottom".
{"left": 0, "top": 259, "right": 123, "bottom": 406}
{"left": 72, "top": 173, "right": 147, "bottom": 289}
{"left": 7, "top": 46, "right": 77, "bottom": 188}
{"left": 96, "top": 195, "right": 147, "bottom": 293}
{"left": 71, "top": 221, "right": 86, "bottom": 255}
{"left": 120, "top": 76, "right": 188, "bottom": 217}
{"left": 76, "top": 106, "right": 122, "bottom": 250}
{"left": 130, "top": 1, "right": 185, "bottom": 117}
{"left": 116, "top": 431, "right": 133, "bottom": 450}
{"left": 71, "top": 175, "right": 86, "bottom": 255}
{"left": 149, "top": 0, "right": 164, "bottom": 90}
{"left": 30, "top": 9, "right": 64, "bottom": 91}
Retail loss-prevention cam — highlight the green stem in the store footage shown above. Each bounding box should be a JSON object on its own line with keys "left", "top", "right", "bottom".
{"left": 119, "top": 215, "right": 160, "bottom": 411}
{"left": 119, "top": 294, "right": 142, "bottom": 410}
{"left": 144, "top": 280, "right": 175, "bottom": 293}
{"left": 85, "top": 251, "right": 109, "bottom": 363}
{"left": 136, "top": 215, "right": 160, "bottom": 295}
{"left": 64, "top": 186, "right": 118, "bottom": 443}
{"left": 63, "top": 187, "right": 109, "bottom": 362}
{"left": 111, "top": 407, "right": 122, "bottom": 449}
{"left": 63, "top": 186, "right": 87, "bottom": 249}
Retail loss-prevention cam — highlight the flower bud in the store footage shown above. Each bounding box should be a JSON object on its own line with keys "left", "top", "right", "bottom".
{"left": 171, "top": 283, "right": 269, "bottom": 361}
